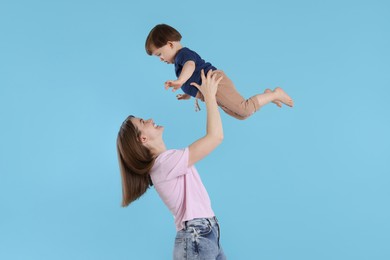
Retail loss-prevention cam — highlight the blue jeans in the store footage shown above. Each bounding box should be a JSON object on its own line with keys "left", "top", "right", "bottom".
{"left": 173, "top": 217, "right": 226, "bottom": 260}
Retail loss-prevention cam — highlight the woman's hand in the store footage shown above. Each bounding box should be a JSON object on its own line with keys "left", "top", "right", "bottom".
{"left": 190, "top": 70, "right": 223, "bottom": 100}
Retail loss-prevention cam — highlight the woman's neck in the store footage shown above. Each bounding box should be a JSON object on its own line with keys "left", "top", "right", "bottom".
{"left": 149, "top": 141, "right": 167, "bottom": 158}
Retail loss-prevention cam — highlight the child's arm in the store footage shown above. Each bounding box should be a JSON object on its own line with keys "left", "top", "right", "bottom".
{"left": 164, "top": 60, "right": 195, "bottom": 91}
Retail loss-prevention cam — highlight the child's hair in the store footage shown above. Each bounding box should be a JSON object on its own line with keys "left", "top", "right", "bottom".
{"left": 117, "top": 115, "right": 154, "bottom": 207}
{"left": 145, "top": 24, "right": 182, "bottom": 55}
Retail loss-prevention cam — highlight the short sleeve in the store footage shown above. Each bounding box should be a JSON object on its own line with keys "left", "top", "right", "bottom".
{"left": 175, "top": 48, "right": 198, "bottom": 66}
{"left": 151, "top": 148, "right": 189, "bottom": 184}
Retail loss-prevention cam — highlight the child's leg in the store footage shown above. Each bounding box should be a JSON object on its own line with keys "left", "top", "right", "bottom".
{"left": 213, "top": 70, "right": 256, "bottom": 120}
{"left": 265, "top": 89, "right": 282, "bottom": 108}
{"left": 214, "top": 71, "right": 293, "bottom": 120}
{"left": 251, "top": 87, "right": 294, "bottom": 108}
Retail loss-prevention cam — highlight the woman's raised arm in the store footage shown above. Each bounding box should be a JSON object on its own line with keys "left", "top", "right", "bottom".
{"left": 188, "top": 70, "right": 223, "bottom": 166}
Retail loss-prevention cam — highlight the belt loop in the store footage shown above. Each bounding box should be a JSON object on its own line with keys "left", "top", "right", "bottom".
{"left": 206, "top": 218, "right": 212, "bottom": 227}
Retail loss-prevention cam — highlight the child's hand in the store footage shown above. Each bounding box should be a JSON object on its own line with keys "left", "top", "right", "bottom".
{"left": 176, "top": 94, "right": 191, "bottom": 100}
{"left": 164, "top": 80, "right": 183, "bottom": 92}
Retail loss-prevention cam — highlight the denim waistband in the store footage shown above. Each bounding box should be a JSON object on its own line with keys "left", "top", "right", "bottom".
{"left": 183, "top": 216, "right": 218, "bottom": 229}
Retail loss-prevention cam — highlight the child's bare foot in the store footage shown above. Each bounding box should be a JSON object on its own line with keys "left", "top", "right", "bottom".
{"left": 265, "top": 89, "right": 282, "bottom": 108}
{"left": 274, "top": 87, "right": 294, "bottom": 107}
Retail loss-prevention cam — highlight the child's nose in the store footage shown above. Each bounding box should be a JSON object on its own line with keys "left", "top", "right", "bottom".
{"left": 160, "top": 57, "right": 164, "bottom": 61}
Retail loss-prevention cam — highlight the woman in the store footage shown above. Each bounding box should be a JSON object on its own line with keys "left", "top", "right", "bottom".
{"left": 117, "top": 70, "right": 226, "bottom": 259}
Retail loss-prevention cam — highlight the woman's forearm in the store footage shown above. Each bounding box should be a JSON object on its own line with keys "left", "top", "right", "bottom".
{"left": 187, "top": 70, "right": 223, "bottom": 166}
{"left": 204, "top": 96, "right": 223, "bottom": 142}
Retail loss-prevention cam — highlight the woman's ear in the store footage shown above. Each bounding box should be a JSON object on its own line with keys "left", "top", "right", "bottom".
{"left": 139, "top": 135, "right": 147, "bottom": 143}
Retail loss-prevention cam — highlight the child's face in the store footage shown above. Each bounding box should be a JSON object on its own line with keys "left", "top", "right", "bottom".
{"left": 151, "top": 42, "right": 176, "bottom": 64}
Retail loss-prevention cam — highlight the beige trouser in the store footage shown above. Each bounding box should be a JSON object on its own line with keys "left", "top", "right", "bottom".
{"left": 196, "top": 70, "right": 258, "bottom": 120}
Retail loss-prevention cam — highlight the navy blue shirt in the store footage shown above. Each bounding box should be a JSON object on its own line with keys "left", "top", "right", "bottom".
{"left": 175, "top": 47, "right": 217, "bottom": 97}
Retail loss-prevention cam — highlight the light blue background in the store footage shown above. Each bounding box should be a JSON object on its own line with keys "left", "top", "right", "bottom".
{"left": 1, "top": 0, "right": 389, "bottom": 259}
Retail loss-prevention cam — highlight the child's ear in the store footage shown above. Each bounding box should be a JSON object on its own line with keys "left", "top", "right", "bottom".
{"left": 167, "top": 41, "right": 174, "bottom": 48}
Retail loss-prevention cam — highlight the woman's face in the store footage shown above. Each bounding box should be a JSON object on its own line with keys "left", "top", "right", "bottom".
{"left": 130, "top": 117, "right": 164, "bottom": 142}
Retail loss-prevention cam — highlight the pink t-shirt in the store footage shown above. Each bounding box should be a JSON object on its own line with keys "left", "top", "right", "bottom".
{"left": 149, "top": 148, "right": 215, "bottom": 231}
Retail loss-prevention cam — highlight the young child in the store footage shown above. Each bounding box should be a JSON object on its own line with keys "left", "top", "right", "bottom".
{"left": 145, "top": 24, "right": 294, "bottom": 120}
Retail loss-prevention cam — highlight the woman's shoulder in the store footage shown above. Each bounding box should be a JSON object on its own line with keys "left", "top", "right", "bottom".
{"left": 151, "top": 148, "right": 190, "bottom": 177}
{"left": 156, "top": 148, "right": 188, "bottom": 162}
